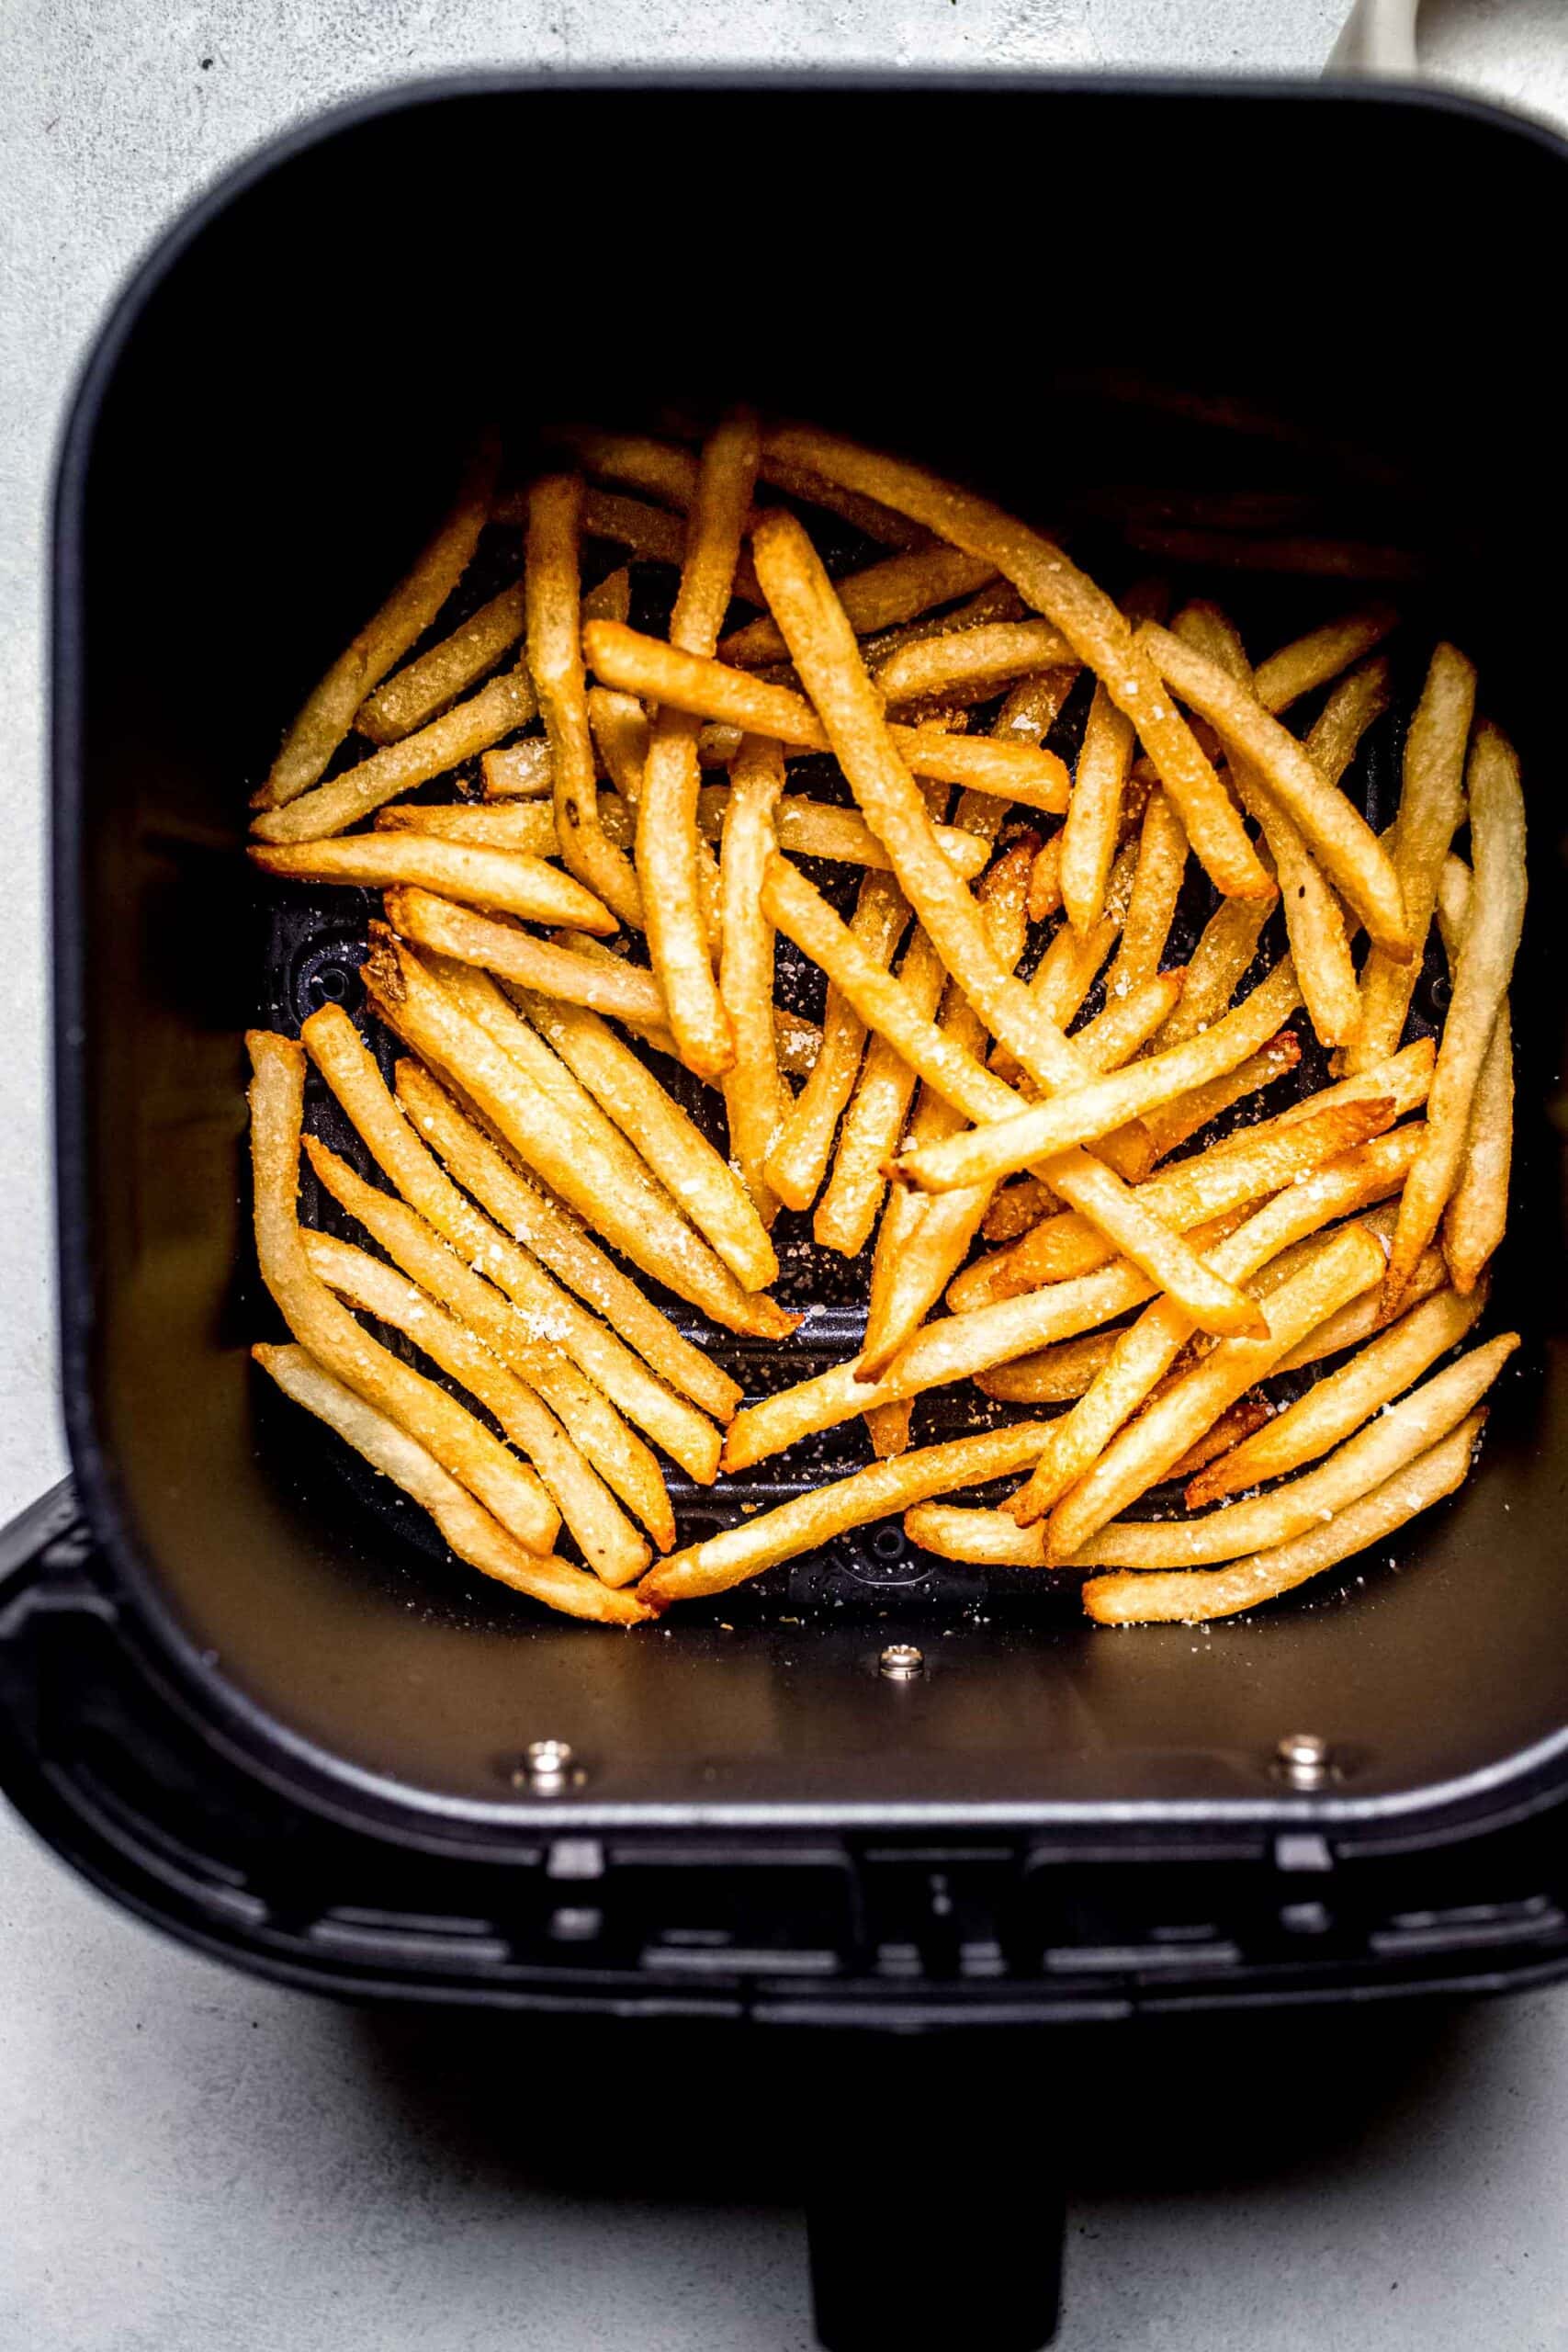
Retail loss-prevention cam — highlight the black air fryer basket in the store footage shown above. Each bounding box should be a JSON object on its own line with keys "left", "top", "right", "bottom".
{"left": 6, "top": 74, "right": 1568, "bottom": 2351}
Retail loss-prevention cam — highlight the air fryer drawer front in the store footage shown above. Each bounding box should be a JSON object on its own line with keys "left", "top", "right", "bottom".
{"left": 5, "top": 1486, "right": 1566, "bottom": 2018}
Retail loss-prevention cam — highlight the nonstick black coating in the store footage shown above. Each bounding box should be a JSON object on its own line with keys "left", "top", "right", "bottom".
{"left": 54, "top": 77, "right": 1568, "bottom": 1820}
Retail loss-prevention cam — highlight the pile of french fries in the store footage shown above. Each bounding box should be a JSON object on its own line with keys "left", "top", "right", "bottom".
{"left": 244, "top": 417, "right": 1523, "bottom": 1630}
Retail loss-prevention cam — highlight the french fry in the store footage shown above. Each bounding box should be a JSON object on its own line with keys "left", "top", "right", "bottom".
{"left": 975, "top": 1332, "right": 1120, "bottom": 1406}
{"left": 552, "top": 427, "right": 702, "bottom": 514}
{"left": 302, "top": 1223, "right": 651, "bottom": 1587}
{"left": 1151, "top": 894, "right": 1278, "bottom": 1052}
{"left": 1167, "top": 1396, "right": 1275, "bottom": 1484}
{"left": 980, "top": 1180, "right": 1056, "bottom": 1244}
{"left": 1103, "top": 790, "right": 1188, "bottom": 999}
{"left": 1251, "top": 605, "right": 1400, "bottom": 714}
{"left": 639, "top": 1421, "right": 1062, "bottom": 1609}
{"left": 525, "top": 475, "right": 644, "bottom": 929}
{"left": 762, "top": 855, "right": 1265, "bottom": 1337}
{"left": 1183, "top": 1281, "right": 1488, "bottom": 1507}
{"left": 1304, "top": 653, "right": 1393, "bottom": 786}
{"left": 378, "top": 800, "right": 557, "bottom": 853}
{"left": 691, "top": 786, "right": 990, "bottom": 877}
{"left": 515, "top": 989, "right": 779, "bottom": 1292}
{"left": 253, "top": 433, "right": 498, "bottom": 811}
{"left": 998, "top": 663, "right": 1081, "bottom": 746}
{"left": 364, "top": 936, "right": 795, "bottom": 1340}
{"left": 873, "top": 619, "right": 1077, "bottom": 708}
{"left": 761, "top": 424, "right": 1269, "bottom": 899}
{"left": 480, "top": 738, "right": 556, "bottom": 798}
{"left": 718, "top": 735, "right": 789, "bottom": 1221}
{"left": 1043, "top": 1221, "right": 1387, "bottom": 1563}
{"left": 1141, "top": 619, "right": 1409, "bottom": 954}
{"left": 1273, "top": 1244, "right": 1449, "bottom": 1374}
{"left": 1435, "top": 854, "right": 1513, "bottom": 1295}
{"left": 1080, "top": 1412, "right": 1484, "bottom": 1624}
{"left": 1057, "top": 581, "right": 1168, "bottom": 933}
{"left": 583, "top": 622, "right": 1073, "bottom": 808}
{"left": 1122, "top": 1032, "right": 1302, "bottom": 1176}
{"left": 254, "top": 1346, "right": 650, "bottom": 1626}
{"left": 897, "top": 958, "right": 1303, "bottom": 1193}
{"left": 384, "top": 888, "right": 665, "bottom": 1023}
{"left": 865, "top": 1399, "right": 914, "bottom": 1458}
{"left": 246, "top": 1029, "right": 558, "bottom": 1554}
{"left": 1342, "top": 643, "right": 1476, "bottom": 1074}
{"left": 1385, "top": 723, "right": 1526, "bottom": 1307}
{"left": 586, "top": 686, "right": 649, "bottom": 803}
{"left": 357, "top": 581, "right": 525, "bottom": 743}
{"left": 251, "top": 669, "right": 538, "bottom": 844}
{"left": 756, "top": 450, "right": 930, "bottom": 548}
{"left": 250, "top": 835, "right": 616, "bottom": 933}
{"left": 637, "top": 413, "right": 759, "bottom": 1078}
{"left": 815, "top": 926, "right": 947, "bottom": 1257}
{"left": 1075, "top": 973, "right": 1185, "bottom": 1070}
{"left": 765, "top": 869, "right": 909, "bottom": 1212}
{"left": 721, "top": 543, "right": 996, "bottom": 667}
{"left": 861, "top": 582, "right": 1031, "bottom": 668}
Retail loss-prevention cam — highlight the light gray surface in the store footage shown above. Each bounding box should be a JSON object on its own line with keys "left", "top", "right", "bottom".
{"left": 3, "top": 3, "right": 1567, "bottom": 2347}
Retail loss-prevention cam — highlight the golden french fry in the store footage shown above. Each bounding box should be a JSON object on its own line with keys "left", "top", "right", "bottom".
{"left": 975, "top": 1332, "right": 1120, "bottom": 1406}
{"left": 1076, "top": 973, "right": 1185, "bottom": 1069}
{"left": 815, "top": 927, "right": 947, "bottom": 1257}
{"left": 1056, "top": 580, "right": 1167, "bottom": 933}
{"left": 357, "top": 581, "right": 525, "bottom": 744}
{"left": 897, "top": 958, "right": 1303, "bottom": 1193}
{"left": 1081, "top": 1411, "right": 1484, "bottom": 1624}
{"left": 637, "top": 413, "right": 758, "bottom": 1079}
{"left": 480, "top": 738, "right": 556, "bottom": 798}
{"left": 1342, "top": 643, "right": 1477, "bottom": 1073}
{"left": 525, "top": 475, "right": 644, "bottom": 929}
{"left": 1185, "top": 1280, "right": 1488, "bottom": 1507}
{"left": 365, "top": 937, "right": 795, "bottom": 1340}
{"left": 1167, "top": 1395, "right": 1275, "bottom": 1484}
{"left": 252, "top": 670, "right": 538, "bottom": 844}
{"left": 586, "top": 685, "right": 649, "bottom": 803}
{"left": 515, "top": 989, "right": 778, "bottom": 1291}
{"left": 1435, "top": 854, "right": 1512, "bottom": 1293}
{"left": 860, "top": 582, "right": 1030, "bottom": 668}
{"left": 980, "top": 1179, "right": 1056, "bottom": 1244}
{"left": 251, "top": 835, "right": 615, "bottom": 934}
{"left": 582, "top": 567, "right": 632, "bottom": 626}
{"left": 1141, "top": 619, "right": 1409, "bottom": 954}
{"left": 552, "top": 428, "right": 702, "bottom": 514}
{"left": 1103, "top": 790, "right": 1188, "bottom": 999}
{"left": 502, "top": 481, "right": 768, "bottom": 604}
{"left": 865, "top": 1399, "right": 914, "bottom": 1459}
{"left": 905, "top": 1503, "right": 1047, "bottom": 1566}
{"left": 1043, "top": 1221, "right": 1387, "bottom": 1563}
{"left": 717, "top": 735, "right": 789, "bottom": 1222}
{"left": 639, "top": 1420, "right": 1060, "bottom": 1609}
{"left": 583, "top": 621, "right": 1073, "bottom": 809}
{"left": 254, "top": 1345, "right": 651, "bottom": 1625}
{"left": 721, "top": 543, "right": 996, "bottom": 667}
{"left": 378, "top": 800, "right": 556, "bottom": 853}
{"left": 693, "top": 786, "right": 990, "bottom": 877}
{"left": 1122, "top": 1032, "right": 1303, "bottom": 1175}
{"left": 253, "top": 434, "right": 498, "bottom": 811}
{"left": 1251, "top": 605, "right": 1400, "bottom": 713}
{"left": 998, "top": 663, "right": 1081, "bottom": 746}
{"left": 246, "top": 1029, "right": 558, "bottom": 1554}
{"left": 765, "top": 869, "right": 908, "bottom": 1211}
{"left": 761, "top": 424, "right": 1269, "bottom": 899}
{"left": 1274, "top": 1244, "right": 1448, "bottom": 1373}
{"left": 1152, "top": 889, "right": 1275, "bottom": 1051}
{"left": 756, "top": 451, "right": 930, "bottom": 548}
{"left": 873, "top": 619, "right": 1077, "bottom": 708}
{"left": 303, "top": 1222, "right": 650, "bottom": 1586}
{"left": 1305, "top": 654, "right": 1393, "bottom": 786}
{"left": 1386, "top": 722, "right": 1525, "bottom": 1306}
{"left": 384, "top": 887, "right": 664, "bottom": 1022}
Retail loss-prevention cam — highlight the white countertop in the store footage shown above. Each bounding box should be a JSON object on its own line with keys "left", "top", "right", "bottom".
{"left": 4, "top": 5, "right": 1567, "bottom": 2346}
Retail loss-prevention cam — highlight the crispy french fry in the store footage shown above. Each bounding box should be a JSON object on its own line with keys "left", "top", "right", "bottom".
{"left": 1043, "top": 1221, "right": 1387, "bottom": 1562}
{"left": 721, "top": 543, "right": 996, "bottom": 667}
{"left": 384, "top": 888, "right": 664, "bottom": 1023}
{"left": 515, "top": 989, "right": 778, "bottom": 1291}
{"left": 865, "top": 1399, "right": 914, "bottom": 1459}
{"left": 254, "top": 1346, "right": 650, "bottom": 1625}
{"left": 1273, "top": 1244, "right": 1449, "bottom": 1373}
{"left": 1386, "top": 723, "right": 1526, "bottom": 1306}
{"left": 717, "top": 735, "right": 789, "bottom": 1222}
{"left": 251, "top": 835, "right": 615, "bottom": 933}
{"left": 873, "top": 619, "right": 1077, "bottom": 708}
{"left": 1122, "top": 1032, "right": 1302, "bottom": 1176}
{"left": 1342, "top": 643, "right": 1476, "bottom": 1073}
{"left": 525, "top": 475, "right": 644, "bottom": 929}
{"left": 378, "top": 800, "right": 556, "bottom": 853}
{"left": 246, "top": 1029, "right": 558, "bottom": 1554}
{"left": 303, "top": 1222, "right": 650, "bottom": 1586}
{"left": 1305, "top": 653, "right": 1393, "bottom": 786}
{"left": 1081, "top": 1412, "right": 1483, "bottom": 1624}
{"left": 1104, "top": 790, "right": 1188, "bottom": 999}
{"left": 1167, "top": 1396, "right": 1275, "bottom": 1484}
{"left": 761, "top": 424, "right": 1269, "bottom": 900}
{"left": 1057, "top": 581, "right": 1168, "bottom": 933}
{"left": 552, "top": 428, "right": 701, "bottom": 514}
{"left": 1151, "top": 894, "right": 1278, "bottom": 1053}
{"left": 639, "top": 1421, "right": 1061, "bottom": 1609}
{"left": 980, "top": 1180, "right": 1055, "bottom": 1245}
{"left": 1076, "top": 973, "right": 1185, "bottom": 1069}
{"left": 480, "top": 738, "right": 556, "bottom": 798}
{"left": 691, "top": 786, "right": 990, "bottom": 877}
{"left": 637, "top": 413, "right": 758, "bottom": 1078}
{"left": 583, "top": 622, "right": 1073, "bottom": 809}
{"left": 1184, "top": 1281, "right": 1488, "bottom": 1507}
{"left": 1141, "top": 620, "right": 1408, "bottom": 954}
{"left": 765, "top": 869, "right": 908, "bottom": 1211}
{"left": 251, "top": 670, "right": 539, "bottom": 844}
{"left": 861, "top": 582, "right": 1031, "bottom": 668}
{"left": 975, "top": 1332, "right": 1120, "bottom": 1406}
{"left": 357, "top": 581, "right": 525, "bottom": 744}
{"left": 998, "top": 663, "right": 1081, "bottom": 746}
{"left": 1436, "top": 855, "right": 1513, "bottom": 1293}
{"left": 762, "top": 855, "right": 1265, "bottom": 1337}
{"left": 756, "top": 450, "right": 930, "bottom": 548}
{"left": 253, "top": 434, "right": 498, "bottom": 811}
{"left": 365, "top": 937, "right": 795, "bottom": 1340}
{"left": 815, "top": 926, "right": 947, "bottom": 1257}
{"left": 586, "top": 686, "right": 649, "bottom": 804}
{"left": 1251, "top": 605, "right": 1400, "bottom": 714}
{"left": 897, "top": 958, "right": 1303, "bottom": 1193}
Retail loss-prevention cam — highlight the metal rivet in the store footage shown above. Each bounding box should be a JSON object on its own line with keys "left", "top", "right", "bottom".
{"left": 1275, "top": 1731, "right": 1334, "bottom": 1787}
{"left": 516, "top": 1738, "right": 577, "bottom": 1792}
{"left": 879, "top": 1643, "right": 925, "bottom": 1681}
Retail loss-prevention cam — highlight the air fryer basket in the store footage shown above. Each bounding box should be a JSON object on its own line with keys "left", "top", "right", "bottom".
{"left": 11, "top": 74, "right": 1568, "bottom": 1871}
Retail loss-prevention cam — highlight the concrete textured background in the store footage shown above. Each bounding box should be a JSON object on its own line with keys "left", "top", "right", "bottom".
{"left": 4, "top": 4, "right": 1568, "bottom": 2347}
